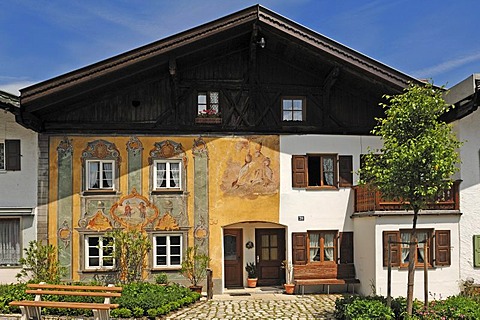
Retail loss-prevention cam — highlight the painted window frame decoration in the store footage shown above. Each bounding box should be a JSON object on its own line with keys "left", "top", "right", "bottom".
{"left": 282, "top": 96, "right": 305, "bottom": 122}
{"left": 0, "top": 217, "right": 21, "bottom": 266}
{"left": 84, "top": 235, "right": 115, "bottom": 270}
{"left": 81, "top": 139, "right": 121, "bottom": 193}
{"left": 382, "top": 229, "right": 451, "bottom": 268}
{"left": 152, "top": 233, "right": 183, "bottom": 269}
{"left": 292, "top": 154, "right": 353, "bottom": 189}
{"left": 149, "top": 140, "right": 187, "bottom": 193}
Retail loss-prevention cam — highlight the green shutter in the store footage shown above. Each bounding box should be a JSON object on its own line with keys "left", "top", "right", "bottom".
{"left": 474, "top": 235, "right": 480, "bottom": 267}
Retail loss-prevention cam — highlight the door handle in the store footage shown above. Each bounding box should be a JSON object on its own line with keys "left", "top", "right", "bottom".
{"left": 256, "top": 255, "right": 259, "bottom": 263}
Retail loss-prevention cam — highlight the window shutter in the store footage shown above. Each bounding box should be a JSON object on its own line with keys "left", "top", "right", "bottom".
{"left": 292, "top": 155, "right": 307, "bottom": 188}
{"left": 339, "top": 155, "right": 353, "bottom": 187}
{"left": 339, "top": 231, "right": 354, "bottom": 264}
{"left": 5, "top": 140, "right": 21, "bottom": 171}
{"left": 435, "top": 230, "right": 451, "bottom": 266}
{"left": 474, "top": 235, "right": 480, "bottom": 267}
{"left": 383, "top": 231, "right": 400, "bottom": 267}
{"left": 292, "top": 232, "right": 307, "bottom": 265}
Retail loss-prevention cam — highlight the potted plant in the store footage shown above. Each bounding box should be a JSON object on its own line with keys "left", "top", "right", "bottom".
{"left": 282, "top": 260, "right": 295, "bottom": 294}
{"left": 179, "top": 246, "right": 211, "bottom": 293}
{"left": 245, "top": 262, "right": 258, "bottom": 288}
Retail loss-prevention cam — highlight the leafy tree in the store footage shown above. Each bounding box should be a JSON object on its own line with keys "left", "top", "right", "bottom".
{"left": 16, "top": 240, "right": 66, "bottom": 283}
{"left": 106, "top": 229, "right": 152, "bottom": 284}
{"left": 359, "top": 82, "right": 461, "bottom": 314}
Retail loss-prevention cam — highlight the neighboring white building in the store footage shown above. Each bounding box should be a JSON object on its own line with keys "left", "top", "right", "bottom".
{"left": 0, "top": 90, "right": 38, "bottom": 284}
{"left": 445, "top": 74, "right": 480, "bottom": 286}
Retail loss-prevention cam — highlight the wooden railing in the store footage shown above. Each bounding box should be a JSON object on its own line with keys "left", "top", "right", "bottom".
{"left": 353, "top": 180, "right": 461, "bottom": 212}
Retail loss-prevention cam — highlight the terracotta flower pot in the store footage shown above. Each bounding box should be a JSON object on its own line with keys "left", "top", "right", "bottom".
{"left": 189, "top": 285, "right": 203, "bottom": 293}
{"left": 284, "top": 283, "right": 295, "bottom": 294}
{"left": 247, "top": 278, "right": 258, "bottom": 288}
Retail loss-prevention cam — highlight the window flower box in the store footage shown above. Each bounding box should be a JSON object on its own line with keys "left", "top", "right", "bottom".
{"left": 195, "top": 109, "right": 221, "bottom": 124}
{"left": 195, "top": 117, "right": 222, "bottom": 124}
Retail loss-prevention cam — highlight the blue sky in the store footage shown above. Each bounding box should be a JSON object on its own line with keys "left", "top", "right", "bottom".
{"left": 1, "top": 1, "right": 479, "bottom": 95}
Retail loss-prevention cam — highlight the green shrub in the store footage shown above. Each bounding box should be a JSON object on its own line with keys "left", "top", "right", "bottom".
{"left": 345, "top": 298, "right": 394, "bottom": 320}
{"left": 111, "top": 307, "right": 132, "bottom": 318}
{"left": 155, "top": 272, "right": 168, "bottom": 284}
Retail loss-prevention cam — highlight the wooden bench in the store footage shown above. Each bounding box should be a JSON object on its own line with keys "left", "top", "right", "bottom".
{"left": 293, "top": 264, "right": 360, "bottom": 296}
{"left": 9, "top": 283, "right": 123, "bottom": 320}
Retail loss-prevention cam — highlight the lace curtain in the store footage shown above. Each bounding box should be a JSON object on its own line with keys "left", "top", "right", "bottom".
{"left": 324, "top": 233, "right": 334, "bottom": 261}
{"left": 170, "top": 162, "right": 180, "bottom": 188}
{"left": 157, "top": 163, "right": 166, "bottom": 187}
{"left": 323, "top": 157, "right": 334, "bottom": 186}
{"left": 102, "top": 162, "right": 113, "bottom": 188}
{"left": 0, "top": 219, "right": 20, "bottom": 265}
{"left": 89, "top": 162, "right": 99, "bottom": 188}
{"left": 309, "top": 233, "right": 320, "bottom": 261}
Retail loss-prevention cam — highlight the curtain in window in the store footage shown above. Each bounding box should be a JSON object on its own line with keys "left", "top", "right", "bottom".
{"left": 170, "top": 162, "right": 180, "bottom": 188}
{"left": 323, "top": 157, "right": 334, "bottom": 186}
{"left": 89, "top": 162, "right": 100, "bottom": 188}
{"left": 401, "top": 233, "right": 410, "bottom": 263}
{"left": 0, "top": 219, "right": 20, "bottom": 265}
{"left": 309, "top": 233, "right": 320, "bottom": 261}
{"left": 102, "top": 162, "right": 113, "bottom": 188}
{"left": 417, "top": 232, "right": 427, "bottom": 263}
{"left": 324, "top": 233, "right": 334, "bottom": 261}
{"left": 156, "top": 163, "right": 166, "bottom": 187}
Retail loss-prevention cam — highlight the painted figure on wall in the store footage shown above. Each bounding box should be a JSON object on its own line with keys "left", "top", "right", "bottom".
{"left": 221, "top": 138, "right": 278, "bottom": 199}
{"left": 110, "top": 189, "right": 159, "bottom": 230}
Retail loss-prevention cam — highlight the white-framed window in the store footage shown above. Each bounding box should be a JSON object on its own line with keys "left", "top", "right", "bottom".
{"left": 282, "top": 97, "right": 305, "bottom": 121}
{"left": 0, "top": 218, "right": 21, "bottom": 266}
{"left": 154, "top": 160, "right": 182, "bottom": 190}
{"left": 86, "top": 160, "right": 115, "bottom": 190}
{"left": 197, "top": 91, "right": 219, "bottom": 116}
{"left": 153, "top": 234, "right": 182, "bottom": 268}
{"left": 85, "top": 235, "right": 114, "bottom": 269}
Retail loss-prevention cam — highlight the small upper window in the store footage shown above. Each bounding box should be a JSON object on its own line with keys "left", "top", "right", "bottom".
{"left": 154, "top": 160, "right": 182, "bottom": 190}
{"left": 86, "top": 160, "right": 115, "bottom": 190}
{"left": 198, "top": 91, "right": 219, "bottom": 116}
{"left": 282, "top": 97, "right": 305, "bottom": 121}
{"left": 0, "top": 140, "right": 21, "bottom": 171}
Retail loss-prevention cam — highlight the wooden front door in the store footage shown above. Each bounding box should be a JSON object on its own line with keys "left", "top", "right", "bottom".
{"left": 224, "top": 229, "right": 243, "bottom": 288}
{"left": 255, "top": 228, "right": 285, "bottom": 286}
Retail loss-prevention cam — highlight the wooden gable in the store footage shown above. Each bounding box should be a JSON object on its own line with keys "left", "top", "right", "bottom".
{"left": 17, "top": 5, "right": 420, "bottom": 134}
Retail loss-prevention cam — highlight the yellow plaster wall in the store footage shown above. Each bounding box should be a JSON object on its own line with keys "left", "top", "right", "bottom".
{"left": 47, "top": 135, "right": 279, "bottom": 281}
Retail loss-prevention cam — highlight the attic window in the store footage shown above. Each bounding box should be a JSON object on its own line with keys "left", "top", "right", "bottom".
{"left": 282, "top": 97, "right": 305, "bottom": 121}
{"left": 197, "top": 91, "right": 219, "bottom": 116}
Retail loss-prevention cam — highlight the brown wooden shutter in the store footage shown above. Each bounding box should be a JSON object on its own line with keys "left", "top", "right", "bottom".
{"left": 383, "top": 231, "right": 400, "bottom": 267}
{"left": 292, "top": 155, "right": 307, "bottom": 188}
{"left": 339, "top": 231, "right": 354, "bottom": 264}
{"left": 292, "top": 232, "right": 307, "bottom": 265}
{"left": 339, "top": 155, "right": 353, "bottom": 187}
{"left": 5, "top": 140, "right": 21, "bottom": 171}
{"left": 435, "top": 230, "right": 451, "bottom": 266}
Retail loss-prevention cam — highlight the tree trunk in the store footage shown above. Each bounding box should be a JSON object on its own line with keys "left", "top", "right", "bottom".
{"left": 406, "top": 208, "right": 419, "bottom": 315}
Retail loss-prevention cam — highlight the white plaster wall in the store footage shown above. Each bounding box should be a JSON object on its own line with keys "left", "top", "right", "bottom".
{"left": 456, "top": 110, "right": 480, "bottom": 282}
{"left": 0, "top": 110, "right": 38, "bottom": 284}
{"left": 353, "top": 216, "right": 376, "bottom": 296}
{"left": 280, "top": 135, "right": 382, "bottom": 262}
{"left": 374, "top": 215, "right": 460, "bottom": 299}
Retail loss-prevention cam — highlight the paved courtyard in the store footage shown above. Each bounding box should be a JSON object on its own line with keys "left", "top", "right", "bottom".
{"left": 166, "top": 288, "right": 340, "bottom": 320}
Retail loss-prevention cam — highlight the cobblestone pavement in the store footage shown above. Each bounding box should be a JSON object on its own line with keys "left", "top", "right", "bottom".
{"left": 166, "top": 292, "right": 341, "bottom": 320}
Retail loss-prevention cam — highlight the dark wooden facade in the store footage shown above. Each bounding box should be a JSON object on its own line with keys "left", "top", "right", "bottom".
{"left": 17, "top": 5, "right": 419, "bottom": 135}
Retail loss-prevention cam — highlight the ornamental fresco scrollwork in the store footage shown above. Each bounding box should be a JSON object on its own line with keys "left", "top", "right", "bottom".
{"left": 57, "top": 136, "right": 73, "bottom": 159}
{"left": 126, "top": 136, "right": 143, "bottom": 157}
{"left": 81, "top": 139, "right": 121, "bottom": 167}
{"left": 148, "top": 140, "right": 186, "bottom": 165}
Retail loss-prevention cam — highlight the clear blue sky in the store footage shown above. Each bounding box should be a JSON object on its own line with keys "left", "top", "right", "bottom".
{"left": 1, "top": 1, "right": 479, "bottom": 95}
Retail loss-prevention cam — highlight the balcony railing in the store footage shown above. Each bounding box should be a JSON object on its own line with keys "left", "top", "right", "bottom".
{"left": 353, "top": 180, "right": 461, "bottom": 212}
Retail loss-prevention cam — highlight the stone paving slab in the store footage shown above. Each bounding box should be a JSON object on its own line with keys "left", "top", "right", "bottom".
{"left": 166, "top": 294, "right": 340, "bottom": 320}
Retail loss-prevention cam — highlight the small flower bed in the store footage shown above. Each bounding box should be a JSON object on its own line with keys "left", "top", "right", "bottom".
{"left": 0, "top": 282, "right": 200, "bottom": 318}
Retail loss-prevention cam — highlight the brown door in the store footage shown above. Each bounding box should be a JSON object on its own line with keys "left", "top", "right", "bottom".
{"left": 255, "top": 228, "right": 285, "bottom": 286}
{"left": 224, "top": 229, "right": 243, "bottom": 288}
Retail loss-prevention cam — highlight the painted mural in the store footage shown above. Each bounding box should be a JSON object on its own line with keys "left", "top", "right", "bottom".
{"left": 220, "top": 138, "right": 278, "bottom": 199}
{"left": 110, "top": 189, "right": 159, "bottom": 230}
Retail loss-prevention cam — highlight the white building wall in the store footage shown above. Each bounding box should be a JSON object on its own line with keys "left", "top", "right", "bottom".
{"left": 0, "top": 109, "right": 38, "bottom": 284}
{"left": 374, "top": 215, "right": 460, "bottom": 299}
{"left": 353, "top": 216, "right": 376, "bottom": 296}
{"left": 456, "top": 109, "right": 480, "bottom": 283}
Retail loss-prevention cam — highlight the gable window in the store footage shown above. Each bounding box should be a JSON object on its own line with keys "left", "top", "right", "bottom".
{"left": 197, "top": 91, "right": 219, "bottom": 116}
{"left": 86, "top": 160, "right": 115, "bottom": 190}
{"left": 0, "top": 140, "right": 21, "bottom": 171}
{"left": 292, "top": 154, "right": 353, "bottom": 189}
{"left": 383, "top": 229, "right": 450, "bottom": 267}
{"left": 154, "top": 160, "right": 182, "bottom": 190}
{"left": 282, "top": 97, "right": 305, "bottom": 121}
{"left": 85, "top": 235, "right": 114, "bottom": 269}
{"left": 153, "top": 234, "right": 182, "bottom": 268}
{"left": 0, "top": 218, "right": 21, "bottom": 266}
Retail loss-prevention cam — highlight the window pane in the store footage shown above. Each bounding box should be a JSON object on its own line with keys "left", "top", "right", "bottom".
{"left": 157, "top": 256, "right": 167, "bottom": 265}
{"left": 322, "top": 157, "right": 335, "bottom": 186}
{"left": 170, "top": 256, "right": 180, "bottom": 265}
{"left": 283, "top": 99, "right": 293, "bottom": 110}
{"left": 270, "top": 248, "right": 278, "bottom": 260}
{"left": 270, "top": 235, "right": 277, "bottom": 247}
{"left": 283, "top": 111, "right": 293, "bottom": 121}
{"left": 158, "top": 246, "right": 167, "bottom": 255}
{"left": 198, "top": 93, "right": 207, "bottom": 114}
{"left": 89, "top": 247, "right": 100, "bottom": 256}
{"left": 324, "top": 248, "right": 334, "bottom": 261}
{"left": 293, "top": 110, "right": 303, "bottom": 121}
{"left": 170, "top": 162, "right": 180, "bottom": 188}
{"left": 307, "top": 156, "right": 321, "bottom": 187}
{"left": 324, "top": 233, "right": 334, "bottom": 247}
{"left": 0, "top": 218, "right": 21, "bottom": 265}
{"left": 171, "top": 246, "right": 181, "bottom": 255}
{"left": 170, "top": 236, "right": 180, "bottom": 245}
{"left": 102, "top": 162, "right": 113, "bottom": 188}
{"left": 262, "top": 248, "right": 270, "bottom": 260}
{"left": 224, "top": 235, "right": 237, "bottom": 261}
{"left": 89, "top": 258, "right": 100, "bottom": 266}
{"left": 88, "top": 162, "right": 100, "bottom": 188}
{"left": 293, "top": 100, "right": 303, "bottom": 110}
{"left": 156, "top": 236, "right": 166, "bottom": 245}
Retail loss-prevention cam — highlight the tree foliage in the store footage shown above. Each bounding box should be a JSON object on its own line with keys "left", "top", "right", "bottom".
{"left": 359, "top": 82, "right": 461, "bottom": 211}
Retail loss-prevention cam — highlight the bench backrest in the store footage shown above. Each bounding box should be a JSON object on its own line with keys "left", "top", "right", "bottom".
{"left": 293, "top": 263, "right": 356, "bottom": 280}
{"left": 26, "top": 284, "right": 122, "bottom": 298}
